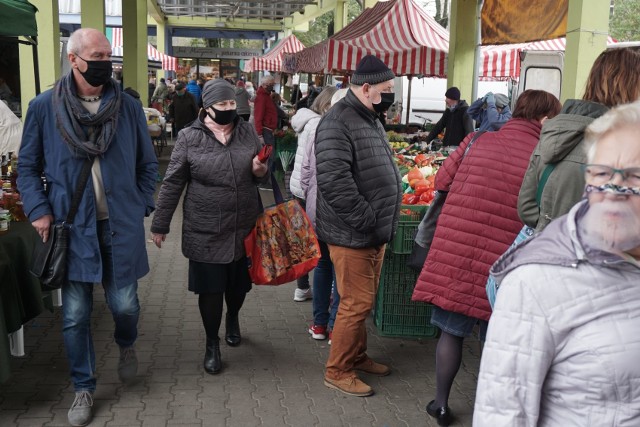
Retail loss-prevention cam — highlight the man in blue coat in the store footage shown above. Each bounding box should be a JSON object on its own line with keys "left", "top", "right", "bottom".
{"left": 17, "top": 28, "right": 158, "bottom": 427}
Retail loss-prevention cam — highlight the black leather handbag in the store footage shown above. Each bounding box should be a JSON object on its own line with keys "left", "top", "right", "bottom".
{"left": 30, "top": 158, "right": 93, "bottom": 291}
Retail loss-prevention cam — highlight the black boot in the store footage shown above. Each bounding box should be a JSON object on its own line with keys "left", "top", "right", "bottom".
{"left": 204, "top": 337, "right": 221, "bottom": 374}
{"left": 225, "top": 313, "right": 241, "bottom": 347}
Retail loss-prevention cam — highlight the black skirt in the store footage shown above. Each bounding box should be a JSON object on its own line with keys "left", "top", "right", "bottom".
{"left": 188, "top": 257, "right": 252, "bottom": 295}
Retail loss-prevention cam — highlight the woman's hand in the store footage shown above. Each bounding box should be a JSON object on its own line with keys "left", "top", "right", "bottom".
{"left": 252, "top": 155, "right": 269, "bottom": 177}
{"left": 151, "top": 233, "right": 166, "bottom": 248}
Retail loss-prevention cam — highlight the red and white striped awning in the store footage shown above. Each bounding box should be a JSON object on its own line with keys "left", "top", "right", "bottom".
{"left": 244, "top": 34, "right": 305, "bottom": 73}
{"left": 481, "top": 36, "right": 617, "bottom": 80}
{"left": 284, "top": 0, "right": 448, "bottom": 77}
{"left": 109, "top": 27, "right": 178, "bottom": 71}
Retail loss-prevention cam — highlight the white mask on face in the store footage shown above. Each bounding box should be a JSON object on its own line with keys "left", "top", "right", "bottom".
{"left": 580, "top": 184, "right": 640, "bottom": 253}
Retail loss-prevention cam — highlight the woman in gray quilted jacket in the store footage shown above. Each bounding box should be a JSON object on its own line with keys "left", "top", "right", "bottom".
{"left": 150, "top": 79, "right": 268, "bottom": 375}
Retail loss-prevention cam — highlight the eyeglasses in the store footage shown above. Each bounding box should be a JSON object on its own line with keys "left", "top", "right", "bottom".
{"left": 583, "top": 164, "right": 640, "bottom": 186}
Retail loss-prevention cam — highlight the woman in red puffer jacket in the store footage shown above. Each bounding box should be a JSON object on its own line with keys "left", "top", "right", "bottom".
{"left": 411, "top": 90, "right": 561, "bottom": 426}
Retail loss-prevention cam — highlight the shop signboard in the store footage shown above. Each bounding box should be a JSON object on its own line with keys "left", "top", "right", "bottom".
{"left": 173, "top": 46, "right": 262, "bottom": 60}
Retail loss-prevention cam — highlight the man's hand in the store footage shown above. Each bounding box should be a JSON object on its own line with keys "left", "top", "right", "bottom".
{"left": 32, "top": 214, "right": 54, "bottom": 242}
{"left": 151, "top": 233, "right": 166, "bottom": 248}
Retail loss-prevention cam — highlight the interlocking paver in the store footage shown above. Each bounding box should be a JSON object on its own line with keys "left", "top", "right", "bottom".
{"left": 0, "top": 145, "right": 482, "bottom": 426}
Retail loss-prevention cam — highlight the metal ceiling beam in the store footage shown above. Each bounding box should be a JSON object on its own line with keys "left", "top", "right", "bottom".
{"left": 282, "top": 0, "right": 338, "bottom": 29}
{"left": 147, "top": 0, "right": 166, "bottom": 23}
{"left": 165, "top": 15, "right": 284, "bottom": 30}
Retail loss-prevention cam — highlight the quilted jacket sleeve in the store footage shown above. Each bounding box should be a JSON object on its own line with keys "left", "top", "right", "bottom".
{"left": 474, "top": 267, "right": 554, "bottom": 427}
{"left": 150, "top": 131, "right": 191, "bottom": 235}
{"left": 433, "top": 132, "right": 475, "bottom": 191}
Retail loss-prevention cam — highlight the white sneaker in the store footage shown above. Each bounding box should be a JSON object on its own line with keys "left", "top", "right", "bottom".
{"left": 293, "top": 288, "right": 312, "bottom": 302}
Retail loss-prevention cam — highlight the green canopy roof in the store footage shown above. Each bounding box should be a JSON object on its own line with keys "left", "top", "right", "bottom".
{"left": 0, "top": 0, "right": 38, "bottom": 37}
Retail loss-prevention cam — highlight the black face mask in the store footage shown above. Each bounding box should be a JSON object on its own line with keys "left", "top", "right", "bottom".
{"left": 207, "top": 107, "right": 237, "bottom": 125}
{"left": 77, "top": 55, "right": 113, "bottom": 87}
{"left": 373, "top": 92, "right": 395, "bottom": 113}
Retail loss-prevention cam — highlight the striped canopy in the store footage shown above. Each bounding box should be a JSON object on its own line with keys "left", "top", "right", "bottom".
{"left": 481, "top": 36, "right": 617, "bottom": 80}
{"left": 109, "top": 27, "right": 178, "bottom": 71}
{"left": 284, "top": 0, "right": 449, "bottom": 77}
{"left": 244, "top": 34, "right": 305, "bottom": 73}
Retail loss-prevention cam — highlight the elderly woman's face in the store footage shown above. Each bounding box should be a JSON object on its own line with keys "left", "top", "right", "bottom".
{"left": 582, "top": 124, "right": 640, "bottom": 255}
{"left": 211, "top": 100, "right": 237, "bottom": 111}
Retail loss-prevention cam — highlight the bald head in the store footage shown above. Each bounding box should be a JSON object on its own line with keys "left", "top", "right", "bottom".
{"left": 67, "top": 28, "right": 110, "bottom": 58}
{"left": 67, "top": 28, "right": 113, "bottom": 91}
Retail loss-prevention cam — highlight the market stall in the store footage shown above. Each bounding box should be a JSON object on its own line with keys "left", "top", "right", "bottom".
{"left": 283, "top": 0, "right": 448, "bottom": 77}
{"left": 109, "top": 27, "right": 178, "bottom": 71}
{"left": 244, "top": 34, "right": 305, "bottom": 73}
{"left": 480, "top": 36, "right": 617, "bottom": 80}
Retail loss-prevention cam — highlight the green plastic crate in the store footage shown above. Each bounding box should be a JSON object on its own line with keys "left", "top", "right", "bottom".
{"left": 389, "top": 204, "right": 428, "bottom": 254}
{"left": 373, "top": 252, "right": 438, "bottom": 338}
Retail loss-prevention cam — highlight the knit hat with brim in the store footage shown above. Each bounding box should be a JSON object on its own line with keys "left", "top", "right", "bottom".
{"left": 202, "top": 78, "right": 235, "bottom": 109}
{"left": 351, "top": 55, "right": 395, "bottom": 85}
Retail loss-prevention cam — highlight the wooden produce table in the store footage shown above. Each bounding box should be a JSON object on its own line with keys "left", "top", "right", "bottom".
{"left": 0, "top": 221, "right": 51, "bottom": 383}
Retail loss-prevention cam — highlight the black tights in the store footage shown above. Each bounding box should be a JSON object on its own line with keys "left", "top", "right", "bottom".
{"left": 198, "top": 291, "right": 246, "bottom": 339}
{"left": 434, "top": 331, "right": 464, "bottom": 407}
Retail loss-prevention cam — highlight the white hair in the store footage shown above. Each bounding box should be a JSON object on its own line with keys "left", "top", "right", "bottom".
{"left": 260, "top": 75, "right": 275, "bottom": 86}
{"left": 67, "top": 28, "right": 94, "bottom": 55}
{"left": 585, "top": 100, "right": 640, "bottom": 163}
{"left": 331, "top": 88, "right": 348, "bottom": 106}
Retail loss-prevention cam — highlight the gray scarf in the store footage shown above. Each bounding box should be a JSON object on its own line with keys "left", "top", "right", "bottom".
{"left": 53, "top": 71, "right": 121, "bottom": 157}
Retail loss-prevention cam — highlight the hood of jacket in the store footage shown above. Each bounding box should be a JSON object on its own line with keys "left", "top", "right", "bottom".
{"left": 291, "top": 108, "right": 320, "bottom": 134}
{"left": 537, "top": 99, "right": 609, "bottom": 164}
{"left": 491, "top": 200, "right": 640, "bottom": 285}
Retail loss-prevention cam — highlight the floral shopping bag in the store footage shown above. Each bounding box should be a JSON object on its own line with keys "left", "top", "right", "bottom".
{"left": 245, "top": 173, "right": 320, "bottom": 285}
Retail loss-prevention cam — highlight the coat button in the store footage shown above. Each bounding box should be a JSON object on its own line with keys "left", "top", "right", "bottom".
{"left": 111, "top": 231, "right": 116, "bottom": 236}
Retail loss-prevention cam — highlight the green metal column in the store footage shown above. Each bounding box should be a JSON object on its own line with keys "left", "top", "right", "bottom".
{"left": 19, "top": 0, "right": 60, "bottom": 118}
{"left": 334, "top": 0, "right": 348, "bottom": 32}
{"left": 155, "top": 21, "right": 166, "bottom": 80}
{"left": 362, "top": 0, "right": 378, "bottom": 10}
{"left": 561, "top": 0, "right": 610, "bottom": 102}
{"left": 81, "top": 0, "right": 105, "bottom": 34}
{"left": 447, "top": 0, "right": 477, "bottom": 102}
{"left": 122, "top": 0, "right": 149, "bottom": 106}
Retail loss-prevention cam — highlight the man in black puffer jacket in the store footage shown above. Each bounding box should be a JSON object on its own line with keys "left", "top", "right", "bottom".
{"left": 316, "top": 55, "right": 402, "bottom": 397}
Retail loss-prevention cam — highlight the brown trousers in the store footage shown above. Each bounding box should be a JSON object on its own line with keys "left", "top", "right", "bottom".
{"left": 325, "top": 244, "right": 386, "bottom": 380}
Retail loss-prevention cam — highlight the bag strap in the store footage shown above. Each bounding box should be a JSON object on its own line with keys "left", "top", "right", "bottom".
{"left": 255, "top": 171, "right": 286, "bottom": 213}
{"left": 462, "top": 130, "right": 486, "bottom": 159}
{"left": 65, "top": 157, "right": 94, "bottom": 225}
{"left": 535, "top": 163, "right": 556, "bottom": 208}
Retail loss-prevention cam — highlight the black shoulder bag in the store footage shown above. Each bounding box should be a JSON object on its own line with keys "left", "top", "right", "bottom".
{"left": 30, "top": 158, "right": 94, "bottom": 291}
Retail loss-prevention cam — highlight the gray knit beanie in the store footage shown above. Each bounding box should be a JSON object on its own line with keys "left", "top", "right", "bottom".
{"left": 202, "top": 79, "right": 235, "bottom": 109}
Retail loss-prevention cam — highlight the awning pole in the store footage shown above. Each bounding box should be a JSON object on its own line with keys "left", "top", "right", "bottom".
{"left": 32, "top": 36, "right": 41, "bottom": 95}
{"left": 405, "top": 76, "right": 412, "bottom": 125}
{"left": 471, "top": 0, "right": 484, "bottom": 101}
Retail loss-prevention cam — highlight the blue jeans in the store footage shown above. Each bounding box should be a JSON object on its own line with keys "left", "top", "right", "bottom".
{"left": 312, "top": 240, "right": 339, "bottom": 327}
{"left": 62, "top": 220, "right": 140, "bottom": 392}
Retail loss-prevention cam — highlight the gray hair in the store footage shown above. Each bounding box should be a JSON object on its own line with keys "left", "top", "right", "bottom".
{"left": 260, "top": 75, "right": 275, "bottom": 86}
{"left": 67, "top": 28, "right": 92, "bottom": 55}
{"left": 585, "top": 100, "right": 640, "bottom": 163}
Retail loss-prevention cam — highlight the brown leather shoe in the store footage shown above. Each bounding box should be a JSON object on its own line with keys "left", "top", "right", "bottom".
{"left": 324, "top": 375, "right": 373, "bottom": 397}
{"left": 354, "top": 358, "right": 391, "bottom": 376}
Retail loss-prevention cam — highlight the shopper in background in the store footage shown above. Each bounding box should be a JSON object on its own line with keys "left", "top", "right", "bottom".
{"left": 412, "top": 90, "right": 561, "bottom": 426}
{"left": 519, "top": 48, "right": 640, "bottom": 232}
{"left": 425, "top": 87, "right": 474, "bottom": 147}
{"left": 168, "top": 82, "right": 198, "bottom": 137}
{"left": 316, "top": 55, "right": 402, "bottom": 397}
{"left": 289, "top": 86, "right": 338, "bottom": 305}
{"left": 467, "top": 92, "right": 512, "bottom": 131}
{"left": 151, "top": 79, "right": 267, "bottom": 376}
{"left": 235, "top": 80, "right": 252, "bottom": 122}
{"left": 253, "top": 75, "right": 278, "bottom": 171}
{"left": 151, "top": 77, "right": 169, "bottom": 112}
{"left": 0, "top": 100, "right": 22, "bottom": 154}
{"left": 18, "top": 28, "right": 158, "bottom": 426}
{"left": 475, "top": 101, "right": 640, "bottom": 426}
{"left": 186, "top": 75, "right": 202, "bottom": 107}
{"left": 245, "top": 81, "right": 256, "bottom": 99}
{"left": 298, "top": 87, "right": 344, "bottom": 341}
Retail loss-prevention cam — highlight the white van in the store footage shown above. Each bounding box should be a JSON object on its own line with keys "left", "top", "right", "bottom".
{"left": 394, "top": 77, "right": 509, "bottom": 126}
